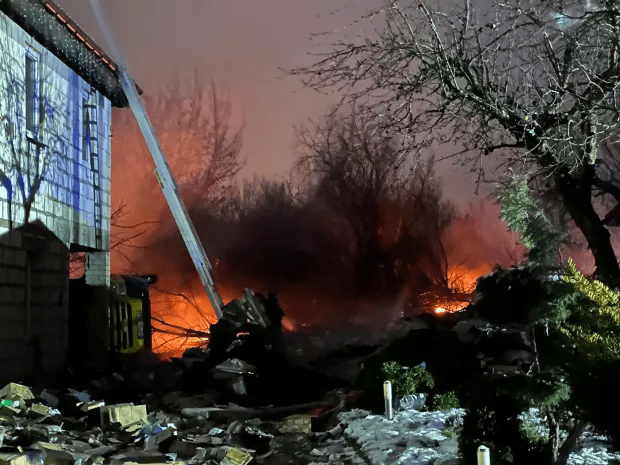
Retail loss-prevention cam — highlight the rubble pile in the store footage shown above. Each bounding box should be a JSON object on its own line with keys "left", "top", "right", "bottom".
{"left": 172, "top": 294, "right": 352, "bottom": 407}
{"left": 0, "top": 380, "right": 360, "bottom": 465}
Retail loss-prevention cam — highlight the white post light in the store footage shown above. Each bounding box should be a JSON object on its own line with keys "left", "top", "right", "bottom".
{"left": 477, "top": 445, "right": 490, "bottom": 465}
{"left": 383, "top": 381, "right": 393, "bottom": 420}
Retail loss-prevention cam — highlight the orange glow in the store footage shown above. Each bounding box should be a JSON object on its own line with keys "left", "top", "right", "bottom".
{"left": 429, "top": 263, "right": 492, "bottom": 314}
{"left": 447, "top": 263, "right": 492, "bottom": 294}
{"left": 151, "top": 281, "right": 240, "bottom": 359}
{"left": 281, "top": 317, "right": 296, "bottom": 332}
{"left": 432, "top": 300, "right": 468, "bottom": 313}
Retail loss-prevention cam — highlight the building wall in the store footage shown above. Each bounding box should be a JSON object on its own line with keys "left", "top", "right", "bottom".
{"left": 0, "top": 11, "right": 112, "bottom": 251}
{"left": 0, "top": 223, "right": 69, "bottom": 385}
{"left": 0, "top": 10, "right": 113, "bottom": 382}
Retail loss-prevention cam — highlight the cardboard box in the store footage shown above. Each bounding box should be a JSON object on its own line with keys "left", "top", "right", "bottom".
{"left": 0, "top": 384, "right": 34, "bottom": 401}
{"left": 80, "top": 400, "right": 105, "bottom": 412}
{"left": 278, "top": 413, "right": 312, "bottom": 434}
{"left": 29, "top": 403, "right": 51, "bottom": 416}
{"left": 0, "top": 405, "right": 21, "bottom": 418}
{"left": 100, "top": 404, "right": 147, "bottom": 432}
{"left": 0, "top": 453, "right": 38, "bottom": 465}
{"left": 221, "top": 447, "right": 253, "bottom": 465}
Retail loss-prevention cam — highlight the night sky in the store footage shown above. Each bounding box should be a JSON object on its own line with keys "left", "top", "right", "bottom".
{"left": 53, "top": 0, "right": 483, "bottom": 209}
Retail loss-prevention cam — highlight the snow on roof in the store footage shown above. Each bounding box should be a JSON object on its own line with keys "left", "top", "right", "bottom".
{"left": 0, "top": 0, "right": 142, "bottom": 107}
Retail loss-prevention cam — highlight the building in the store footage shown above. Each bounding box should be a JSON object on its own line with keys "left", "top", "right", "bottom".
{"left": 0, "top": 0, "right": 136, "bottom": 383}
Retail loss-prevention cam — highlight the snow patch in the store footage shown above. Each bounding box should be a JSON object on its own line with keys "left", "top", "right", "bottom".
{"left": 339, "top": 408, "right": 620, "bottom": 465}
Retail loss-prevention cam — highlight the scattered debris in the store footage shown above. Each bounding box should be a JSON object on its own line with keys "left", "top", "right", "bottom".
{"left": 0, "top": 372, "right": 363, "bottom": 465}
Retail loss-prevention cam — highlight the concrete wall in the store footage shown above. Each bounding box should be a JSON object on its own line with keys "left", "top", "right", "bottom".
{"left": 0, "top": 222, "right": 69, "bottom": 385}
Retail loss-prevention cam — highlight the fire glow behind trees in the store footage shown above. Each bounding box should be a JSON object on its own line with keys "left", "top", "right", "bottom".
{"left": 129, "top": 98, "right": 521, "bottom": 356}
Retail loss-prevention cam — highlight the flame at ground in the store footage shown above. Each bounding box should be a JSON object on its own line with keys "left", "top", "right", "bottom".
{"left": 432, "top": 263, "right": 494, "bottom": 314}
{"left": 151, "top": 281, "right": 239, "bottom": 359}
{"left": 150, "top": 261, "right": 494, "bottom": 357}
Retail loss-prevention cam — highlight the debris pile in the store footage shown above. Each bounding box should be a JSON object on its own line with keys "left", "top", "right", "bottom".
{"left": 0, "top": 380, "right": 359, "bottom": 465}
{"left": 171, "top": 293, "right": 351, "bottom": 407}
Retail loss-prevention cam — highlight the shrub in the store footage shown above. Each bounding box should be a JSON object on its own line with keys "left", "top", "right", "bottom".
{"left": 433, "top": 391, "right": 460, "bottom": 411}
{"left": 520, "top": 421, "right": 549, "bottom": 445}
{"left": 381, "top": 361, "right": 435, "bottom": 397}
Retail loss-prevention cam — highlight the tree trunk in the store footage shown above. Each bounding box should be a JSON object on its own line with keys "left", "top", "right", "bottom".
{"left": 554, "top": 168, "right": 620, "bottom": 286}
{"left": 23, "top": 201, "right": 32, "bottom": 225}
{"left": 555, "top": 421, "right": 588, "bottom": 465}
{"left": 547, "top": 410, "right": 561, "bottom": 465}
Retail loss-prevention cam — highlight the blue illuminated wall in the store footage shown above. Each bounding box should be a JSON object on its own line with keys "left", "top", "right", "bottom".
{"left": 0, "top": 10, "right": 112, "bottom": 252}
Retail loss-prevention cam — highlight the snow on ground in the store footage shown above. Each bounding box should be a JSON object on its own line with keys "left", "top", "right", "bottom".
{"left": 339, "top": 408, "right": 620, "bottom": 465}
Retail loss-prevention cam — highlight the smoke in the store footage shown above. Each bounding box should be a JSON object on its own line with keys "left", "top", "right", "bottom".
{"left": 107, "top": 85, "right": 525, "bottom": 341}
{"left": 444, "top": 201, "right": 526, "bottom": 272}
{"left": 142, "top": 177, "right": 524, "bottom": 332}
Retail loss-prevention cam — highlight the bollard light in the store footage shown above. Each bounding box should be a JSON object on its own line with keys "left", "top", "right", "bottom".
{"left": 383, "top": 381, "right": 393, "bottom": 420}
{"left": 477, "top": 445, "right": 490, "bottom": 465}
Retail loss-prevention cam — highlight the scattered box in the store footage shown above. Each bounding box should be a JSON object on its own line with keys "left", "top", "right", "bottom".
{"left": 80, "top": 400, "right": 105, "bottom": 412}
{"left": 0, "top": 453, "right": 38, "bottom": 465}
{"left": 29, "top": 403, "right": 51, "bottom": 416}
{"left": 0, "top": 384, "right": 34, "bottom": 401}
{"left": 0, "top": 405, "right": 21, "bottom": 418}
{"left": 278, "top": 413, "right": 312, "bottom": 434}
{"left": 221, "top": 447, "right": 253, "bottom": 465}
{"left": 100, "top": 404, "right": 147, "bottom": 432}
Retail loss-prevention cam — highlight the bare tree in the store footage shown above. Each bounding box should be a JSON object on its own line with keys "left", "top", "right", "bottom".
{"left": 149, "top": 285, "right": 212, "bottom": 355}
{"left": 113, "top": 74, "right": 245, "bottom": 215}
{"left": 109, "top": 76, "right": 246, "bottom": 348}
{"left": 292, "top": 0, "right": 620, "bottom": 284}
{"left": 69, "top": 199, "right": 158, "bottom": 277}
{"left": 295, "top": 109, "right": 457, "bottom": 301}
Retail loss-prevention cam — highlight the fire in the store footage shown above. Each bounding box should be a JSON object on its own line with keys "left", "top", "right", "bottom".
{"left": 281, "top": 317, "right": 297, "bottom": 332}
{"left": 447, "top": 263, "right": 492, "bottom": 294}
{"left": 432, "top": 300, "right": 468, "bottom": 314}
{"left": 150, "top": 280, "right": 241, "bottom": 359}
{"left": 429, "top": 263, "right": 493, "bottom": 315}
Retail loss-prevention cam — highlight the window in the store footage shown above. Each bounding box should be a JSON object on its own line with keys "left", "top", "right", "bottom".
{"left": 82, "top": 97, "right": 89, "bottom": 161}
{"left": 25, "top": 55, "right": 37, "bottom": 133}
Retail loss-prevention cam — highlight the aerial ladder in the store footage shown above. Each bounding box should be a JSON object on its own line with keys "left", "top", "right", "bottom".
{"left": 88, "top": 0, "right": 269, "bottom": 328}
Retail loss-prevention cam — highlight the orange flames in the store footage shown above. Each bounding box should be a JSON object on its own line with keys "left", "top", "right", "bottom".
{"left": 150, "top": 259, "right": 494, "bottom": 357}
{"left": 431, "top": 263, "right": 492, "bottom": 315}
{"left": 150, "top": 281, "right": 240, "bottom": 359}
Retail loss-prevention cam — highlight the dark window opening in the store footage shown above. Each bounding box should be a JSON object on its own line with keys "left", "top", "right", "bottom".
{"left": 25, "top": 56, "right": 36, "bottom": 133}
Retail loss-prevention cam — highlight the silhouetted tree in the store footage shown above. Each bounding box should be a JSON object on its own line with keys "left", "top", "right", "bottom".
{"left": 295, "top": 109, "right": 457, "bottom": 302}
{"left": 293, "top": 0, "right": 620, "bottom": 285}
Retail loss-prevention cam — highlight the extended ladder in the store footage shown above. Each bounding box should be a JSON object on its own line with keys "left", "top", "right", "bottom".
{"left": 84, "top": 90, "right": 103, "bottom": 249}
{"left": 89, "top": 0, "right": 224, "bottom": 319}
